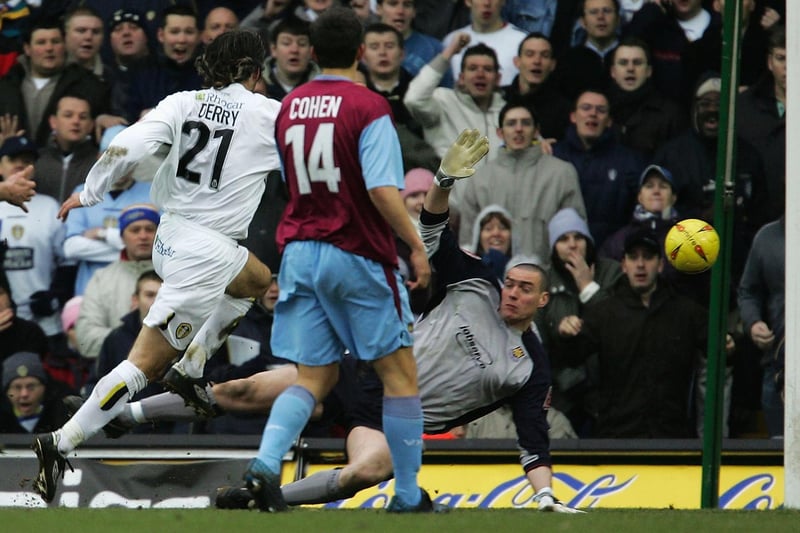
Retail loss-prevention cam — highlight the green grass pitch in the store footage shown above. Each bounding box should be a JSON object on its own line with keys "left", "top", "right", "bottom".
{"left": 5, "top": 508, "right": 800, "bottom": 533}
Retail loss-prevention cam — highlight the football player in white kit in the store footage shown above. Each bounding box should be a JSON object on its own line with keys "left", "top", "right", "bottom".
{"left": 32, "top": 29, "right": 281, "bottom": 504}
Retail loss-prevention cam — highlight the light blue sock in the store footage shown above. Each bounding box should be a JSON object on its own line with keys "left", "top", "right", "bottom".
{"left": 383, "top": 395, "right": 423, "bottom": 507}
{"left": 254, "top": 385, "right": 315, "bottom": 474}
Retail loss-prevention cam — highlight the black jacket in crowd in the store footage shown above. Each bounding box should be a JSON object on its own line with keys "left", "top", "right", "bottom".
{"left": 608, "top": 80, "right": 687, "bottom": 159}
{"left": 562, "top": 276, "right": 707, "bottom": 438}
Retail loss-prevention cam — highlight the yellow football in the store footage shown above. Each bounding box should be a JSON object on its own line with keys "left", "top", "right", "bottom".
{"left": 665, "top": 219, "right": 720, "bottom": 274}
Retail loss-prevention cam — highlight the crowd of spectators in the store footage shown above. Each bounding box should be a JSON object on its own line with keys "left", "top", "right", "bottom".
{"left": 0, "top": 0, "right": 787, "bottom": 441}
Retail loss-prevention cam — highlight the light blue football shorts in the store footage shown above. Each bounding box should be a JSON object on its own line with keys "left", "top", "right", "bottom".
{"left": 271, "top": 240, "right": 414, "bottom": 366}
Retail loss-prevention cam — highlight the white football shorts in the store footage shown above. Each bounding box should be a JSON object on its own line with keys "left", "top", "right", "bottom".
{"left": 144, "top": 212, "right": 249, "bottom": 350}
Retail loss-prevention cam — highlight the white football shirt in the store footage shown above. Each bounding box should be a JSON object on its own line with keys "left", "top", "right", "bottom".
{"left": 81, "top": 83, "right": 281, "bottom": 240}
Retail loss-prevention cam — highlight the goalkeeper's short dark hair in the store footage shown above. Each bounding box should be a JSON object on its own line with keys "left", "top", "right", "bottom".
{"left": 195, "top": 29, "right": 266, "bottom": 89}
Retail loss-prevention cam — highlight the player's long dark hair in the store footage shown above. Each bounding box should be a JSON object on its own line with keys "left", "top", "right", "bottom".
{"left": 195, "top": 29, "right": 266, "bottom": 89}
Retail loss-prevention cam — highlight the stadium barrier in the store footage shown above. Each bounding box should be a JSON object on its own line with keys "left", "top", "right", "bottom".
{"left": 0, "top": 435, "right": 784, "bottom": 509}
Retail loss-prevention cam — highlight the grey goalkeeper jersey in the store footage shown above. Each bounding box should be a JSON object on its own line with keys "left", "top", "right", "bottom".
{"left": 415, "top": 276, "right": 532, "bottom": 432}
{"left": 414, "top": 208, "right": 552, "bottom": 470}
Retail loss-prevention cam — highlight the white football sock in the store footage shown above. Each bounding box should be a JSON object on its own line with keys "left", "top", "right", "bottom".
{"left": 56, "top": 360, "right": 147, "bottom": 454}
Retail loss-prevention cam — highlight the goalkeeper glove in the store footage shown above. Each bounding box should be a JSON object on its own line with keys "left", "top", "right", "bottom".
{"left": 533, "top": 487, "right": 585, "bottom": 514}
{"left": 434, "top": 129, "right": 490, "bottom": 189}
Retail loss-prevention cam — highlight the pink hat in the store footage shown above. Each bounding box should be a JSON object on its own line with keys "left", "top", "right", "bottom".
{"left": 402, "top": 168, "right": 434, "bottom": 199}
{"left": 61, "top": 296, "right": 83, "bottom": 332}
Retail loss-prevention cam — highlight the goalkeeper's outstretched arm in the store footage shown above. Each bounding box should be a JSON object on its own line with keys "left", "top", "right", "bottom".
{"left": 424, "top": 128, "right": 489, "bottom": 214}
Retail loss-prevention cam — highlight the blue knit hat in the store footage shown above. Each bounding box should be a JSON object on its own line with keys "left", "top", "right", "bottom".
{"left": 119, "top": 203, "right": 160, "bottom": 235}
{"left": 547, "top": 208, "right": 593, "bottom": 251}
